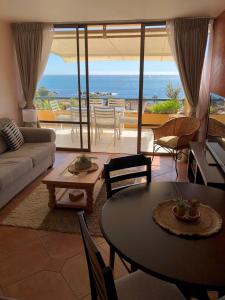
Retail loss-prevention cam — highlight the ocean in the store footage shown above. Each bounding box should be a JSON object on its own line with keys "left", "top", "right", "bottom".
{"left": 38, "top": 75, "right": 184, "bottom": 99}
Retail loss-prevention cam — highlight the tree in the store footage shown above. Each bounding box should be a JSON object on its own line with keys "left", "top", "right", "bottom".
{"left": 36, "top": 86, "right": 57, "bottom": 97}
{"left": 165, "top": 82, "right": 181, "bottom": 100}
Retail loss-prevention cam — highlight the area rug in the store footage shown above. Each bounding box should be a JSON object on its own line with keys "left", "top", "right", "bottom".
{"left": 0, "top": 184, "right": 107, "bottom": 236}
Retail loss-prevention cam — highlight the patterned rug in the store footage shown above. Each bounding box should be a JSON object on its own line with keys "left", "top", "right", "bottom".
{"left": 1, "top": 184, "right": 107, "bottom": 236}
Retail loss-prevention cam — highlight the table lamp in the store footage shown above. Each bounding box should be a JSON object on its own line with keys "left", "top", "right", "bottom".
{"left": 22, "top": 109, "right": 37, "bottom": 127}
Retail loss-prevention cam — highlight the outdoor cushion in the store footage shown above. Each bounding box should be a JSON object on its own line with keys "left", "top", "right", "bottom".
{"left": 0, "top": 157, "right": 33, "bottom": 190}
{"left": 156, "top": 135, "right": 179, "bottom": 149}
{"left": 0, "top": 142, "right": 55, "bottom": 167}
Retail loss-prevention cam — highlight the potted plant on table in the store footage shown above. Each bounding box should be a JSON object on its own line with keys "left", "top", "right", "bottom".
{"left": 175, "top": 197, "right": 187, "bottom": 217}
{"left": 75, "top": 154, "right": 92, "bottom": 171}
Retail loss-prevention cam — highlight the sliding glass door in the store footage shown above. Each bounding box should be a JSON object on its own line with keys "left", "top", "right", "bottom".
{"left": 37, "top": 22, "right": 183, "bottom": 154}
{"left": 36, "top": 26, "right": 91, "bottom": 151}
{"left": 138, "top": 23, "right": 183, "bottom": 154}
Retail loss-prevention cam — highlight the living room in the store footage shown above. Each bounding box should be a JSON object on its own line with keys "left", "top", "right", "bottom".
{"left": 0, "top": 1, "right": 225, "bottom": 300}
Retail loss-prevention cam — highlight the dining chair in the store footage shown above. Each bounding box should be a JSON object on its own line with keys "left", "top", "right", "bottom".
{"left": 104, "top": 153, "right": 151, "bottom": 199}
{"left": 78, "top": 211, "right": 185, "bottom": 300}
{"left": 108, "top": 98, "right": 126, "bottom": 109}
{"left": 89, "top": 98, "right": 104, "bottom": 108}
{"left": 104, "top": 153, "right": 151, "bottom": 270}
{"left": 93, "top": 107, "right": 122, "bottom": 145}
{"left": 108, "top": 99, "right": 125, "bottom": 129}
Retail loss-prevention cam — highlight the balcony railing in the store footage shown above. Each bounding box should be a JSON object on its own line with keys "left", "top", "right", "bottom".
{"left": 35, "top": 96, "right": 186, "bottom": 128}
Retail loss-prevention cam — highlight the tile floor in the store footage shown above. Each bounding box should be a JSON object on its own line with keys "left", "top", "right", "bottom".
{"left": 0, "top": 152, "right": 216, "bottom": 300}
{"left": 40, "top": 124, "right": 159, "bottom": 154}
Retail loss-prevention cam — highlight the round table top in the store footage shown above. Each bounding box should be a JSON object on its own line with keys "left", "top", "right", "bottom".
{"left": 101, "top": 182, "right": 225, "bottom": 289}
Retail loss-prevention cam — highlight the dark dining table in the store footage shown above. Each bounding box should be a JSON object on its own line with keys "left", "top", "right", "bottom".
{"left": 100, "top": 182, "right": 225, "bottom": 300}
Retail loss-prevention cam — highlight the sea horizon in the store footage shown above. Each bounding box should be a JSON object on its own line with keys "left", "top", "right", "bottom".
{"left": 38, "top": 74, "right": 184, "bottom": 99}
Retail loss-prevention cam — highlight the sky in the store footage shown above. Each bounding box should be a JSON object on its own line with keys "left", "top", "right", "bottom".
{"left": 44, "top": 54, "right": 179, "bottom": 76}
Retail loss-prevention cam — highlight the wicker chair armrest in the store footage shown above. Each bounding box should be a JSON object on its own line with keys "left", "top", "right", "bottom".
{"left": 151, "top": 123, "right": 175, "bottom": 140}
{"left": 177, "top": 132, "right": 196, "bottom": 148}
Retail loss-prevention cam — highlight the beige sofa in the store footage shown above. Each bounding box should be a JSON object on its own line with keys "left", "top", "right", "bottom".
{"left": 0, "top": 126, "right": 56, "bottom": 208}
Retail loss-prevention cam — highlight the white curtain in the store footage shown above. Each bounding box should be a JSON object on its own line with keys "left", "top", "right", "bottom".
{"left": 197, "top": 20, "right": 214, "bottom": 141}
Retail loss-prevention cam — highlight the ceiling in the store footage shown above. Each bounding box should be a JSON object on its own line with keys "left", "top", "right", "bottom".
{"left": 0, "top": 0, "right": 224, "bottom": 23}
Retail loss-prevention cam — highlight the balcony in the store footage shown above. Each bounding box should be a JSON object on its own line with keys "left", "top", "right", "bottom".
{"left": 36, "top": 97, "right": 186, "bottom": 153}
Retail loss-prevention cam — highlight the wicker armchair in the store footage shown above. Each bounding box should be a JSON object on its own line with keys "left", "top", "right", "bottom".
{"left": 208, "top": 118, "right": 225, "bottom": 138}
{"left": 152, "top": 117, "right": 200, "bottom": 172}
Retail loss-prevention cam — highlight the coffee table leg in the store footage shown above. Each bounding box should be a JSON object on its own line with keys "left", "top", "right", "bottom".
{"left": 47, "top": 185, "right": 56, "bottom": 208}
{"left": 86, "top": 187, "right": 94, "bottom": 213}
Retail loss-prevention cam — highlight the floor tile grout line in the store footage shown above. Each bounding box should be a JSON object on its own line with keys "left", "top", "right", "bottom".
{"left": 60, "top": 265, "right": 85, "bottom": 300}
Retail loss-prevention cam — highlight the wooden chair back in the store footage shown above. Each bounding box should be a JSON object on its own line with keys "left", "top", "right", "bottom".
{"left": 78, "top": 212, "right": 118, "bottom": 300}
{"left": 104, "top": 154, "right": 151, "bottom": 198}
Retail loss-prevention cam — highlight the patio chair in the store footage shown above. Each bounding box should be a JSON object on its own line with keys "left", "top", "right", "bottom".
{"left": 108, "top": 98, "right": 126, "bottom": 109}
{"left": 104, "top": 154, "right": 151, "bottom": 270}
{"left": 93, "top": 107, "right": 122, "bottom": 145}
{"left": 49, "top": 100, "right": 78, "bottom": 134}
{"left": 152, "top": 116, "right": 200, "bottom": 173}
{"left": 78, "top": 211, "right": 185, "bottom": 300}
{"left": 49, "top": 100, "right": 72, "bottom": 122}
{"left": 89, "top": 98, "right": 104, "bottom": 108}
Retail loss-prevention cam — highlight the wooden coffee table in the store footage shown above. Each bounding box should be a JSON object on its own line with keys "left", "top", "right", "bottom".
{"left": 42, "top": 153, "right": 108, "bottom": 212}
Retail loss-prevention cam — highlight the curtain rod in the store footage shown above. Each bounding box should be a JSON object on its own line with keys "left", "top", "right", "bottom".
{"left": 53, "top": 20, "right": 166, "bottom": 28}
{"left": 52, "top": 17, "right": 214, "bottom": 28}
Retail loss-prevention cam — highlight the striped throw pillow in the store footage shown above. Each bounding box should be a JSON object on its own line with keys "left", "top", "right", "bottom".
{"left": 1, "top": 121, "right": 24, "bottom": 150}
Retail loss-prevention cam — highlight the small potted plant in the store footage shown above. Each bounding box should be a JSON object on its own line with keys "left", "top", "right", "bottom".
{"left": 75, "top": 155, "right": 92, "bottom": 171}
{"left": 188, "top": 199, "right": 200, "bottom": 217}
{"left": 175, "top": 197, "right": 187, "bottom": 217}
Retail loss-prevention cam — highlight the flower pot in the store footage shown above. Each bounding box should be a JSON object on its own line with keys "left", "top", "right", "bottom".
{"left": 176, "top": 205, "right": 186, "bottom": 217}
{"left": 75, "top": 159, "right": 92, "bottom": 170}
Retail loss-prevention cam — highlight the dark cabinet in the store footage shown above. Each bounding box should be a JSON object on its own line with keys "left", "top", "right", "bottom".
{"left": 188, "top": 142, "right": 225, "bottom": 190}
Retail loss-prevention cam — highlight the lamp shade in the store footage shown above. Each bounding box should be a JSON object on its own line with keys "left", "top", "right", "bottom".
{"left": 22, "top": 109, "right": 37, "bottom": 123}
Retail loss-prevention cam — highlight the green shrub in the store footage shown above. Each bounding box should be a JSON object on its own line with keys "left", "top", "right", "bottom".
{"left": 148, "top": 100, "right": 182, "bottom": 114}
{"left": 34, "top": 99, "right": 51, "bottom": 110}
{"left": 209, "top": 105, "right": 217, "bottom": 114}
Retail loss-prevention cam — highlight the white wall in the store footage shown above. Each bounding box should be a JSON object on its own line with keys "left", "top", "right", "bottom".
{"left": 0, "top": 22, "right": 21, "bottom": 124}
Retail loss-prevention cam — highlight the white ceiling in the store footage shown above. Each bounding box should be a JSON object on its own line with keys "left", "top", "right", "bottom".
{"left": 0, "top": 0, "right": 224, "bottom": 23}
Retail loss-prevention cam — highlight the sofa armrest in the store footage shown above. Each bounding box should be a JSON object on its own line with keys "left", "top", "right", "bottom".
{"left": 19, "top": 127, "right": 56, "bottom": 143}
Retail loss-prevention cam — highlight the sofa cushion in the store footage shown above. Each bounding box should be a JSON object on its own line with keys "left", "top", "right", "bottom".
{"left": 0, "top": 142, "right": 55, "bottom": 167}
{"left": 1, "top": 121, "right": 24, "bottom": 150}
{"left": 0, "top": 157, "right": 33, "bottom": 190}
{"left": 0, "top": 135, "right": 8, "bottom": 154}
{"left": 0, "top": 118, "right": 11, "bottom": 128}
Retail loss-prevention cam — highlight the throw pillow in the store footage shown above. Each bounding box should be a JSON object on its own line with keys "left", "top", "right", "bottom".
{"left": 1, "top": 121, "right": 24, "bottom": 150}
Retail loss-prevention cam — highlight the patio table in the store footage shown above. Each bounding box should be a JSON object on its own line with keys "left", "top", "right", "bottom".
{"left": 101, "top": 182, "right": 225, "bottom": 300}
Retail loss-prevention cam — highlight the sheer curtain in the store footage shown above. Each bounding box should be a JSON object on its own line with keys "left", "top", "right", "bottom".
{"left": 166, "top": 18, "right": 210, "bottom": 117}
{"left": 197, "top": 20, "right": 214, "bottom": 141}
{"left": 11, "top": 23, "right": 53, "bottom": 109}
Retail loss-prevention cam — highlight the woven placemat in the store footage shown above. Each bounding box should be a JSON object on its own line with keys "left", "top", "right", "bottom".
{"left": 153, "top": 200, "right": 223, "bottom": 237}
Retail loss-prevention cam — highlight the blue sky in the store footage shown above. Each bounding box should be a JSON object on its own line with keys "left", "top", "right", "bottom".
{"left": 44, "top": 54, "right": 179, "bottom": 76}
